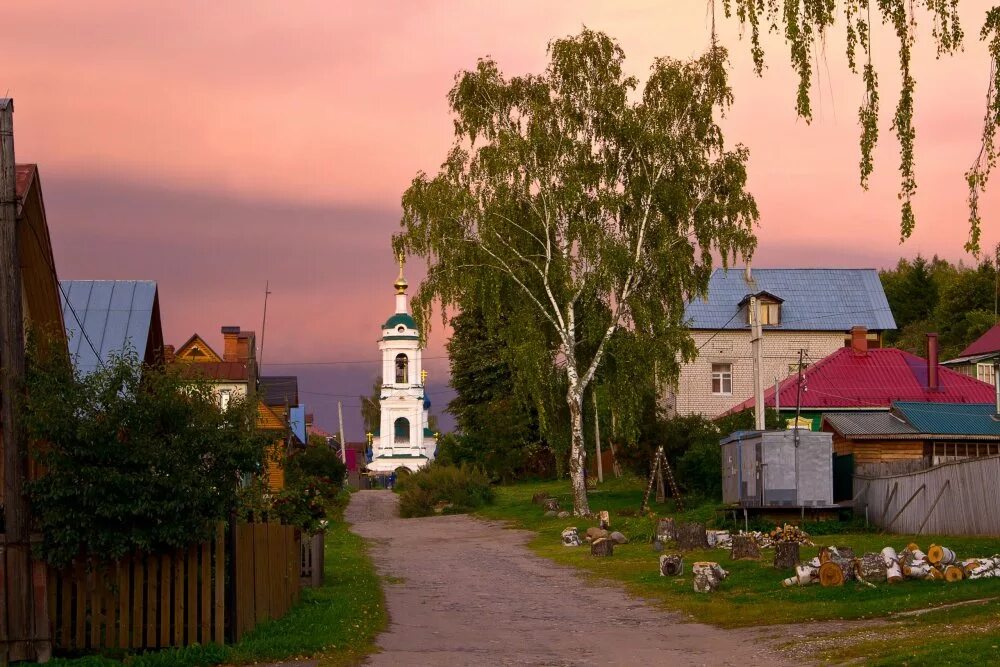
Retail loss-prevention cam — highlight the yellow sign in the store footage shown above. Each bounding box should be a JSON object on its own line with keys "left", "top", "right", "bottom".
{"left": 785, "top": 416, "right": 812, "bottom": 430}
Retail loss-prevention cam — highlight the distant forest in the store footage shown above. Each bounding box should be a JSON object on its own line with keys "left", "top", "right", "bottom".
{"left": 880, "top": 253, "right": 1000, "bottom": 360}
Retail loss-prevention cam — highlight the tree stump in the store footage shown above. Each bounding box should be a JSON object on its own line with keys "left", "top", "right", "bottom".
{"left": 675, "top": 522, "right": 709, "bottom": 551}
{"left": 730, "top": 534, "right": 761, "bottom": 561}
{"left": 692, "top": 562, "right": 728, "bottom": 593}
{"left": 659, "top": 554, "right": 683, "bottom": 576}
{"left": 531, "top": 492, "right": 549, "bottom": 505}
{"left": 856, "top": 552, "right": 887, "bottom": 583}
{"left": 598, "top": 510, "right": 610, "bottom": 530}
{"left": 774, "top": 542, "right": 801, "bottom": 569}
{"left": 591, "top": 538, "right": 614, "bottom": 557}
{"left": 656, "top": 517, "right": 676, "bottom": 542}
{"left": 543, "top": 498, "right": 560, "bottom": 512}
{"left": 818, "top": 557, "right": 856, "bottom": 587}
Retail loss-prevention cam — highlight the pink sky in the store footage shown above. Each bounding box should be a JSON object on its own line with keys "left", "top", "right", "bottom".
{"left": 5, "top": 1, "right": 998, "bottom": 435}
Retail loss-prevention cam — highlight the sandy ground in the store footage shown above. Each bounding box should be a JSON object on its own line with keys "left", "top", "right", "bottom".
{"left": 347, "top": 490, "right": 796, "bottom": 667}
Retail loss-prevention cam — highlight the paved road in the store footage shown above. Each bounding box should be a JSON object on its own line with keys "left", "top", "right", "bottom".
{"left": 347, "top": 491, "right": 792, "bottom": 666}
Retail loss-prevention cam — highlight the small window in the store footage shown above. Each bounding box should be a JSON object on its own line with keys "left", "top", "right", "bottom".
{"left": 712, "top": 363, "right": 732, "bottom": 395}
{"left": 977, "top": 363, "right": 996, "bottom": 385}
{"left": 395, "top": 353, "right": 409, "bottom": 384}
{"left": 760, "top": 302, "right": 781, "bottom": 325}
{"left": 219, "top": 389, "right": 232, "bottom": 412}
{"left": 397, "top": 325, "right": 405, "bottom": 333}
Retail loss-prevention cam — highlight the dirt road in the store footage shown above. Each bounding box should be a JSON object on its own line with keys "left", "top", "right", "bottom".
{"left": 347, "top": 491, "right": 792, "bottom": 666}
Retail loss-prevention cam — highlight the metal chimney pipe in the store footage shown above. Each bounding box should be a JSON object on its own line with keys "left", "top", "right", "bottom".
{"left": 926, "top": 333, "right": 939, "bottom": 390}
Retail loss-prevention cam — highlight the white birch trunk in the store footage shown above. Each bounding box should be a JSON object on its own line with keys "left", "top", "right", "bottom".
{"left": 567, "top": 385, "right": 590, "bottom": 516}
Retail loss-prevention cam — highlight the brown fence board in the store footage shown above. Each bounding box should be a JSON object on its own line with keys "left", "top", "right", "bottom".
{"left": 186, "top": 546, "right": 197, "bottom": 646}
{"left": 117, "top": 560, "right": 129, "bottom": 649}
{"left": 214, "top": 525, "right": 224, "bottom": 645}
{"left": 253, "top": 523, "right": 268, "bottom": 624}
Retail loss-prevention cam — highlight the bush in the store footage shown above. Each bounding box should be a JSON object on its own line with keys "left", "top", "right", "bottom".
{"left": 272, "top": 478, "right": 330, "bottom": 534}
{"left": 286, "top": 442, "right": 346, "bottom": 496}
{"left": 395, "top": 464, "right": 494, "bottom": 518}
{"left": 24, "top": 345, "right": 271, "bottom": 567}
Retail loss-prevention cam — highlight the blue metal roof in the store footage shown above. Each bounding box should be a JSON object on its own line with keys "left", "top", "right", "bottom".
{"left": 893, "top": 402, "right": 1000, "bottom": 436}
{"left": 685, "top": 268, "right": 896, "bottom": 331}
{"left": 60, "top": 280, "right": 158, "bottom": 374}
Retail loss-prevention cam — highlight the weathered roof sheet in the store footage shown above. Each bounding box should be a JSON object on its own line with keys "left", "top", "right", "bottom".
{"left": 723, "top": 347, "right": 997, "bottom": 416}
{"left": 259, "top": 376, "right": 299, "bottom": 407}
{"left": 685, "top": 268, "right": 896, "bottom": 331}
{"left": 893, "top": 402, "right": 1000, "bottom": 436}
{"left": 823, "top": 411, "right": 918, "bottom": 436}
{"left": 60, "top": 280, "right": 158, "bottom": 374}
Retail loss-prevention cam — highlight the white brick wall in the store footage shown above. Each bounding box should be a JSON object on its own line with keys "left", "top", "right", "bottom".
{"left": 672, "top": 330, "right": 846, "bottom": 418}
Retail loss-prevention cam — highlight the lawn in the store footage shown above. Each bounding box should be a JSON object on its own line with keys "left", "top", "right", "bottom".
{"left": 49, "top": 495, "right": 386, "bottom": 667}
{"left": 478, "top": 477, "right": 1000, "bottom": 662}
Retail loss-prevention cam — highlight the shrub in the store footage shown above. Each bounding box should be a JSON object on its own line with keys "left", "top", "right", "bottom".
{"left": 272, "top": 478, "right": 330, "bottom": 534}
{"left": 286, "top": 442, "right": 346, "bottom": 496}
{"left": 24, "top": 345, "right": 271, "bottom": 567}
{"left": 395, "top": 464, "right": 494, "bottom": 518}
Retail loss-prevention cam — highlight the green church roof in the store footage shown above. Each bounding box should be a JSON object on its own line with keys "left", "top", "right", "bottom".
{"left": 383, "top": 312, "right": 417, "bottom": 330}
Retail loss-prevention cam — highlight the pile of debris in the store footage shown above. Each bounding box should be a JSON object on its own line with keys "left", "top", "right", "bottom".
{"left": 711, "top": 526, "right": 814, "bottom": 551}
{"left": 781, "top": 542, "right": 1000, "bottom": 588}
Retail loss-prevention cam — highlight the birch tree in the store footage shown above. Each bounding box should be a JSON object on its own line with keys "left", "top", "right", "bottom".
{"left": 395, "top": 30, "right": 757, "bottom": 515}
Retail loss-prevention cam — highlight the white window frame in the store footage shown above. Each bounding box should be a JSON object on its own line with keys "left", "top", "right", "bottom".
{"left": 711, "top": 363, "right": 733, "bottom": 395}
{"left": 976, "top": 363, "right": 996, "bottom": 385}
{"left": 219, "top": 389, "right": 232, "bottom": 412}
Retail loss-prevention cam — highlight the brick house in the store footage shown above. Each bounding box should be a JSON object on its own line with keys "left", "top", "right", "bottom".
{"left": 672, "top": 268, "right": 896, "bottom": 417}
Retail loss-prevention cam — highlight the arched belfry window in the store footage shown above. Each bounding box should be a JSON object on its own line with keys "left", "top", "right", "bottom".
{"left": 395, "top": 353, "right": 409, "bottom": 384}
{"left": 394, "top": 417, "right": 411, "bottom": 444}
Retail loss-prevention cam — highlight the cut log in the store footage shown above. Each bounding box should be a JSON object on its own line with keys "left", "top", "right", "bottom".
{"left": 818, "top": 546, "right": 840, "bottom": 564}
{"left": 561, "top": 527, "right": 581, "bottom": 547}
{"left": 925, "top": 566, "right": 944, "bottom": 581}
{"left": 818, "top": 558, "right": 856, "bottom": 587}
{"left": 881, "top": 547, "right": 904, "bottom": 583}
{"left": 591, "top": 538, "right": 614, "bottom": 557}
{"left": 906, "top": 542, "right": 921, "bottom": 553}
{"left": 656, "top": 518, "right": 677, "bottom": 543}
{"left": 730, "top": 534, "right": 761, "bottom": 561}
{"left": 706, "top": 530, "right": 731, "bottom": 548}
{"left": 543, "top": 498, "right": 560, "bottom": 512}
{"left": 968, "top": 557, "right": 1000, "bottom": 579}
{"left": 774, "top": 542, "right": 801, "bottom": 569}
{"left": 904, "top": 562, "right": 931, "bottom": 579}
{"left": 598, "top": 510, "right": 610, "bottom": 530}
{"left": 944, "top": 565, "right": 964, "bottom": 582}
{"left": 856, "top": 552, "right": 887, "bottom": 583}
{"left": 692, "top": 561, "right": 728, "bottom": 593}
{"left": 781, "top": 564, "right": 818, "bottom": 587}
{"left": 675, "top": 522, "right": 709, "bottom": 551}
{"left": 836, "top": 546, "right": 856, "bottom": 561}
{"left": 928, "top": 544, "right": 957, "bottom": 566}
{"left": 659, "top": 554, "right": 683, "bottom": 577}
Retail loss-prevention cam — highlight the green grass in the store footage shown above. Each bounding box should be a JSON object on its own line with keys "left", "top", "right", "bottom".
{"left": 50, "top": 496, "right": 387, "bottom": 667}
{"left": 477, "top": 478, "right": 1000, "bottom": 630}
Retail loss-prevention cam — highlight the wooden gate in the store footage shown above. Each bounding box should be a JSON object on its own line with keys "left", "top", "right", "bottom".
{"left": 231, "top": 522, "right": 301, "bottom": 642}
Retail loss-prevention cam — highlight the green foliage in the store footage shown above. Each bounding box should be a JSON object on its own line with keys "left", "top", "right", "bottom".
{"left": 395, "top": 28, "right": 757, "bottom": 512}
{"left": 880, "top": 254, "right": 999, "bottom": 358}
{"left": 286, "top": 442, "right": 347, "bottom": 493}
{"left": 359, "top": 376, "right": 381, "bottom": 436}
{"left": 272, "top": 478, "right": 329, "bottom": 535}
{"left": 24, "top": 344, "right": 270, "bottom": 568}
{"left": 723, "top": 1, "right": 971, "bottom": 247}
{"left": 395, "top": 464, "right": 494, "bottom": 518}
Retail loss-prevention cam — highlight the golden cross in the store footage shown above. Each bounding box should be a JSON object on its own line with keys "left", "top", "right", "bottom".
{"left": 421, "top": 369, "right": 428, "bottom": 383}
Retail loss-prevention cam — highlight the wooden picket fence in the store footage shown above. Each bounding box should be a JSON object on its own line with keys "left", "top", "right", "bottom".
{"left": 300, "top": 532, "right": 325, "bottom": 588}
{"left": 41, "top": 521, "right": 301, "bottom": 653}
{"left": 231, "top": 522, "right": 301, "bottom": 642}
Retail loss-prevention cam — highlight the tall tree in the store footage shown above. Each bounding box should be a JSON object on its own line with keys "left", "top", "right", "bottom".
{"left": 722, "top": 1, "right": 998, "bottom": 253}
{"left": 395, "top": 30, "right": 757, "bottom": 514}
{"left": 359, "top": 376, "right": 381, "bottom": 436}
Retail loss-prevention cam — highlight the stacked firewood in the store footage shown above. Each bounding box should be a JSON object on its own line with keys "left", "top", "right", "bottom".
{"left": 712, "top": 526, "right": 814, "bottom": 551}
{"left": 769, "top": 524, "right": 815, "bottom": 546}
{"left": 781, "top": 542, "right": 1000, "bottom": 588}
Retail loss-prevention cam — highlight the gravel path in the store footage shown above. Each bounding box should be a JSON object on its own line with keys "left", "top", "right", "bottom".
{"left": 347, "top": 491, "right": 793, "bottom": 666}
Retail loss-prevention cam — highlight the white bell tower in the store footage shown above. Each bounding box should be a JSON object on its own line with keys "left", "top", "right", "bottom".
{"left": 368, "top": 258, "right": 437, "bottom": 473}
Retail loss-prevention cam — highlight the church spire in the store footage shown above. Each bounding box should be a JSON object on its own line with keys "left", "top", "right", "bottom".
{"left": 394, "top": 254, "right": 408, "bottom": 295}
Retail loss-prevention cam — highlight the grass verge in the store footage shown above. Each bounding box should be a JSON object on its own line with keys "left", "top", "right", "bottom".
{"left": 50, "top": 495, "right": 386, "bottom": 666}
{"left": 477, "top": 478, "right": 1000, "bottom": 631}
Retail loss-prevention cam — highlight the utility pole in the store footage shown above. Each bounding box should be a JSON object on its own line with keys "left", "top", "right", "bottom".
{"left": 593, "top": 390, "right": 603, "bottom": 483}
{"left": 258, "top": 281, "right": 271, "bottom": 372}
{"left": 337, "top": 400, "right": 347, "bottom": 463}
{"left": 750, "top": 295, "right": 765, "bottom": 430}
{"left": 774, "top": 377, "right": 780, "bottom": 423}
{"left": 794, "top": 349, "right": 805, "bottom": 448}
{"left": 1, "top": 97, "right": 35, "bottom": 662}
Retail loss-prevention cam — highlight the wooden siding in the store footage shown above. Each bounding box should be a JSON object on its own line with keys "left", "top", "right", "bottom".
{"left": 856, "top": 455, "right": 1000, "bottom": 535}
{"left": 831, "top": 437, "right": 925, "bottom": 464}
{"left": 265, "top": 440, "right": 285, "bottom": 492}
{"left": 231, "top": 522, "right": 300, "bottom": 641}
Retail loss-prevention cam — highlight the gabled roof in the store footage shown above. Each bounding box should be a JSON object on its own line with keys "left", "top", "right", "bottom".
{"left": 259, "top": 376, "right": 298, "bottom": 408}
{"left": 956, "top": 322, "right": 1000, "bottom": 358}
{"left": 723, "top": 347, "right": 997, "bottom": 416}
{"left": 175, "top": 333, "right": 223, "bottom": 362}
{"left": 60, "top": 280, "right": 163, "bottom": 374}
{"left": 175, "top": 361, "right": 249, "bottom": 382}
{"left": 686, "top": 268, "right": 896, "bottom": 331}
{"left": 893, "top": 401, "right": 1000, "bottom": 436}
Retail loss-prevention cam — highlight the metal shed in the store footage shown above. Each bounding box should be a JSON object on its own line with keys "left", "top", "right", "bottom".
{"left": 721, "top": 430, "right": 834, "bottom": 507}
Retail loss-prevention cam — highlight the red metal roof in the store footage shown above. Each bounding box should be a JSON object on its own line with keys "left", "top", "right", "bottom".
{"left": 958, "top": 322, "right": 1000, "bottom": 357}
{"left": 722, "top": 347, "right": 997, "bottom": 416}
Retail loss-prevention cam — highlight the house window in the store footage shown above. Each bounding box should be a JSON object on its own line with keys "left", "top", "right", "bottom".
{"left": 712, "top": 363, "right": 732, "bottom": 395}
{"left": 760, "top": 302, "right": 781, "bottom": 325}
{"left": 977, "top": 363, "right": 996, "bottom": 385}
{"left": 395, "top": 353, "right": 409, "bottom": 384}
{"left": 219, "top": 389, "right": 232, "bottom": 412}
